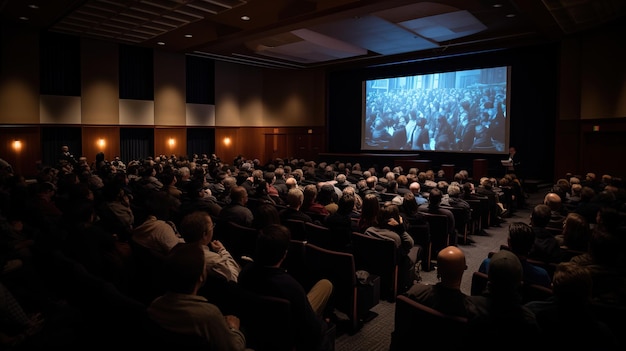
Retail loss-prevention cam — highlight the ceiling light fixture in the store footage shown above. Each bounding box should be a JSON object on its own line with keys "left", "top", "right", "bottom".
{"left": 185, "top": 34, "right": 193, "bottom": 38}
{"left": 241, "top": 15, "right": 250, "bottom": 21}
{"left": 157, "top": 41, "right": 165, "bottom": 45}
{"left": 28, "top": 4, "right": 39, "bottom": 9}
{"left": 505, "top": 13, "right": 516, "bottom": 18}
{"left": 19, "top": 16, "right": 28, "bottom": 21}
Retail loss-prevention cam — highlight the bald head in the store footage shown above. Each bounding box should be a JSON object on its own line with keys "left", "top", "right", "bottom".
{"left": 544, "top": 192, "right": 562, "bottom": 211}
{"left": 436, "top": 246, "right": 466, "bottom": 289}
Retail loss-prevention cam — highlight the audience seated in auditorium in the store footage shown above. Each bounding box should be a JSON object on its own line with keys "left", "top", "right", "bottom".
{"left": 147, "top": 242, "right": 247, "bottom": 350}
{"left": 528, "top": 204, "right": 564, "bottom": 263}
{"left": 525, "top": 261, "right": 619, "bottom": 349}
{"left": 570, "top": 217, "right": 626, "bottom": 304}
{"left": 364, "top": 204, "right": 418, "bottom": 293}
{"left": 238, "top": 224, "right": 333, "bottom": 351}
{"left": 302, "top": 184, "right": 330, "bottom": 219}
{"left": 408, "top": 181, "right": 428, "bottom": 205}
{"left": 479, "top": 222, "right": 552, "bottom": 288}
{"left": 419, "top": 188, "right": 457, "bottom": 246}
{"left": 131, "top": 191, "right": 184, "bottom": 256}
{"left": 356, "top": 193, "right": 379, "bottom": 233}
{"left": 251, "top": 203, "right": 281, "bottom": 231}
{"left": 467, "top": 250, "right": 540, "bottom": 347}
{"left": 554, "top": 212, "right": 591, "bottom": 252}
{"left": 178, "top": 211, "right": 241, "bottom": 283}
{"left": 404, "top": 246, "right": 470, "bottom": 317}
{"left": 317, "top": 184, "right": 339, "bottom": 215}
{"left": 279, "top": 188, "right": 313, "bottom": 224}
{"left": 543, "top": 192, "right": 567, "bottom": 230}
{"left": 218, "top": 186, "right": 254, "bottom": 228}
{"left": 323, "top": 192, "right": 356, "bottom": 252}
{"left": 475, "top": 177, "right": 507, "bottom": 223}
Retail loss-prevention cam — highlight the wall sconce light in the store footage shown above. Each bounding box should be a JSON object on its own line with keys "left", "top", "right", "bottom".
{"left": 223, "top": 137, "right": 231, "bottom": 146}
{"left": 98, "top": 138, "right": 106, "bottom": 148}
{"left": 168, "top": 138, "right": 176, "bottom": 147}
{"left": 12, "top": 140, "right": 22, "bottom": 152}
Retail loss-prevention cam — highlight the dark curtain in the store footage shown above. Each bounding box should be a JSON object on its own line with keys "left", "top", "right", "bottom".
{"left": 119, "top": 44, "right": 154, "bottom": 100}
{"left": 187, "top": 128, "right": 215, "bottom": 157}
{"left": 40, "top": 127, "right": 82, "bottom": 168}
{"left": 186, "top": 55, "right": 215, "bottom": 104}
{"left": 120, "top": 128, "right": 154, "bottom": 163}
{"left": 40, "top": 31, "right": 81, "bottom": 96}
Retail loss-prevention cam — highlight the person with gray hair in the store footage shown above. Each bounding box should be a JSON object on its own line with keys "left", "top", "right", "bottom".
{"left": 443, "top": 183, "right": 471, "bottom": 231}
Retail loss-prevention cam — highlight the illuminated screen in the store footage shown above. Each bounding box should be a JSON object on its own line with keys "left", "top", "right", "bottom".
{"left": 361, "top": 66, "right": 510, "bottom": 154}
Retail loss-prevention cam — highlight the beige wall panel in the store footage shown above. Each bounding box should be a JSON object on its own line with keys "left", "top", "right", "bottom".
{"left": 0, "top": 23, "right": 40, "bottom": 124}
{"left": 81, "top": 39, "right": 119, "bottom": 125}
{"left": 40, "top": 95, "right": 82, "bottom": 124}
{"left": 262, "top": 68, "right": 326, "bottom": 126}
{"left": 238, "top": 67, "right": 264, "bottom": 126}
{"left": 154, "top": 51, "right": 186, "bottom": 126}
{"left": 215, "top": 61, "right": 242, "bottom": 126}
{"left": 186, "top": 103, "right": 215, "bottom": 126}
{"left": 119, "top": 99, "right": 154, "bottom": 125}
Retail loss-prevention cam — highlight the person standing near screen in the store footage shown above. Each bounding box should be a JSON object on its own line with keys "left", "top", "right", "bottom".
{"left": 507, "top": 146, "right": 521, "bottom": 176}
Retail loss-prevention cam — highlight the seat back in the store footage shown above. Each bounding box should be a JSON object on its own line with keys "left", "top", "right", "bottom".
{"left": 471, "top": 270, "right": 554, "bottom": 303}
{"left": 303, "top": 243, "right": 361, "bottom": 333}
{"left": 421, "top": 212, "right": 449, "bottom": 263}
{"left": 351, "top": 232, "right": 398, "bottom": 301}
{"left": 239, "top": 293, "right": 294, "bottom": 351}
{"left": 127, "top": 238, "right": 167, "bottom": 304}
{"left": 445, "top": 206, "right": 470, "bottom": 245}
{"left": 522, "top": 283, "right": 553, "bottom": 303}
{"left": 305, "top": 221, "right": 337, "bottom": 251}
{"left": 477, "top": 196, "right": 491, "bottom": 228}
{"left": 470, "top": 271, "right": 489, "bottom": 296}
{"left": 219, "top": 221, "right": 258, "bottom": 264}
{"left": 143, "top": 316, "right": 211, "bottom": 351}
{"left": 465, "top": 199, "right": 482, "bottom": 234}
{"left": 283, "top": 219, "right": 307, "bottom": 241}
{"left": 405, "top": 216, "right": 432, "bottom": 271}
{"left": 390, "top": 295, "right": 467, "bottom": 351}
{"left": 281, "top": 239, "right": 309, "bottom": 287}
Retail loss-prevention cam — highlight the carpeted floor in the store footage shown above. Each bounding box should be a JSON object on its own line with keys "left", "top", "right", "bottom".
{"left": 334, "top": 190, "right": 545, "bottom": 351}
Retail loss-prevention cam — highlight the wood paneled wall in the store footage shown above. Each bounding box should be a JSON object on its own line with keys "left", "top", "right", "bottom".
{"left": 82, "top": 126, "right": 121, "bottom": 164}
{"left": 154, "top": 127, "right": 187, "bottom": 157}
{"left": 0, "top": 126, "right": 40, "bottom": 176}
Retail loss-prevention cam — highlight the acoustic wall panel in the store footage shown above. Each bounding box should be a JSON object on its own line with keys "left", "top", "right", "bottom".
{"left": 40, "top": 95, "right": 82, "bottom": 124}
{"left": 186, "top": 103, "right": 215, "bottom": 126}
{"left": 81, "top": 38, "right": 119, "bottom": 125}
{"left": 154, "top": 50, "right": 186, "bottom": 126}
{"left": 0, "top": 23, "right": 40, "bottom": 124}
{"left": 119, "top": 99, "right": 155, "bottom": 125}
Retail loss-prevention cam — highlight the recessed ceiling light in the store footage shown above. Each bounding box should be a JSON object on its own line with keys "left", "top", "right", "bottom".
{"left": 241, "top": 15, "right": 250, "bottom": 21}
{"left": 184, "top": 34, "right": 193, "bottom": 38}
{"left": 505, "top": 13, "right": 516, "bottom": 18}
{"left": 492, "top": 4, "right": 503, "bottom": 8}
{"left": 19, "top": 16, "right": 29, "bottom": 21}
{"left": 28, "top": 4, "right": 39, "bottom": 9}
{"left": 157, "top": 42, "right": 165, "bottom": 46}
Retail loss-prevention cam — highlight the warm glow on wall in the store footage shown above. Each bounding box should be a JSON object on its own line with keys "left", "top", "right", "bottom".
{"left": 223, "top": 137, "right": 231, "bottom": 146}
{"left": 12, "top": 140, "right": 22, "bottom": 152}
{"left": 168, "top": 138, "right": 176, "bottom": 147}
{"left": 98, "top": 138, "right": 106, "bottom": 148}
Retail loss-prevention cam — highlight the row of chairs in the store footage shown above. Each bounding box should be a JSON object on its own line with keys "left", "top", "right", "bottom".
{"left": 283, "top": 240, "right": 379, "bottom": 335}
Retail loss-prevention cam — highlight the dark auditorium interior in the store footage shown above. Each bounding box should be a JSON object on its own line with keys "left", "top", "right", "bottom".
{"left": 1, "top": 0, "right": 626, "bottom": 350}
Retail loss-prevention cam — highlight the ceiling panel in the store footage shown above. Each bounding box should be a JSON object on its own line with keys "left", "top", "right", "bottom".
{"left": 1, "top": 0, "right": 624, "bottom": 69}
